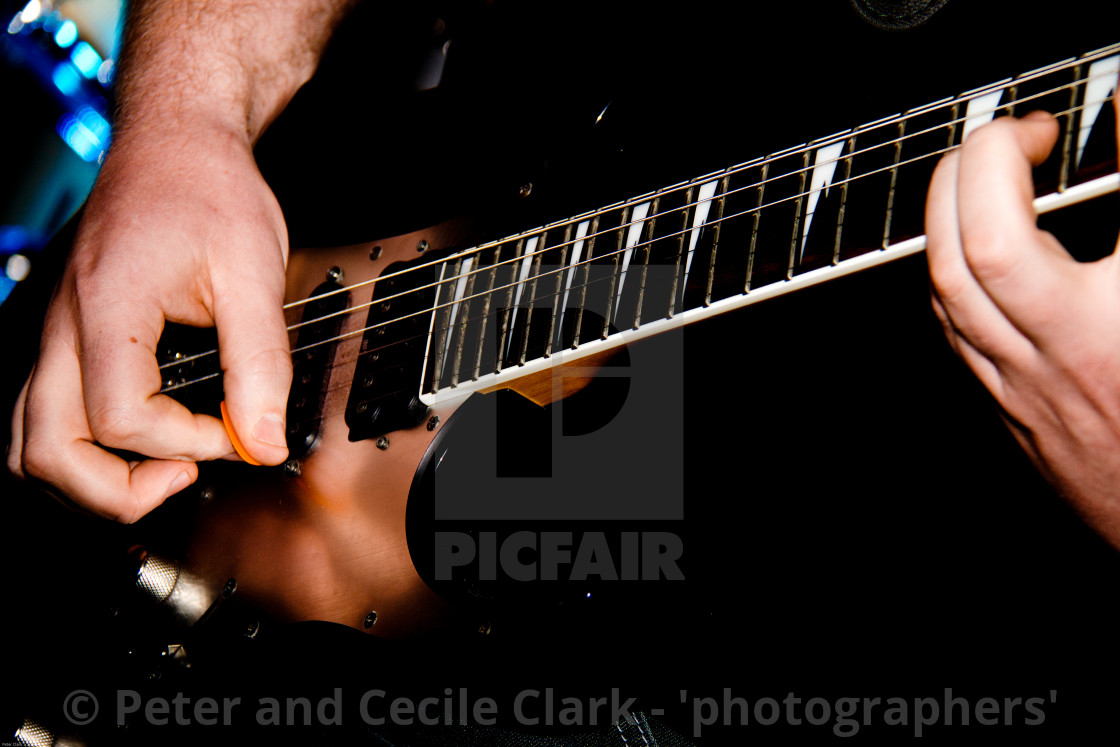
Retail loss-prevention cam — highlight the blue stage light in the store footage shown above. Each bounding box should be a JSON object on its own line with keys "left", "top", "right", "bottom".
{"left": 54, "top": 19, "right": 77, "bottom": 47}
{"left": 97, "top": 59, "right": 114, "bottom": 86}
{"left": 51, "top": 61, "right": 82, "bottom": 95}
{"left": 0, "top": 275, "right": 15, "bottom": 305}
{"left": 70, "top": 41, "right": 102, "bottom": 78}
{"left": 76, "top": 106, "right": 110, "bottom": 143}
{"left": 57, "top": 108, "right": 109, "bottom": 162}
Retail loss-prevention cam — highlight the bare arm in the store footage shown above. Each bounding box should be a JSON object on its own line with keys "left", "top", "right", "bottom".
{"left": 8, "top": 0, "right": 357, "bottom": 522}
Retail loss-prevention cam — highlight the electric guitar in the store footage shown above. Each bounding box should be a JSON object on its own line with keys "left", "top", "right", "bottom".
{"left": 118, "top": 41, "right": 1120, "bottom": 642}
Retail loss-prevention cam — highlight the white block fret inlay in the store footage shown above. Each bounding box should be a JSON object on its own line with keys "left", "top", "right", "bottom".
{"left": 614, "top": 201, "right": 651, "bottom": 315}
{"left": 556, "top": 220, "right": 590, "bottom": 346}
{"left": 512, "top": 236, "right": 538, "bottom": 310}
{"left": 683, "top": 181, "right": 718, "bottom": 290}
{"left": 506, "top": 236, "right": 539, "bottom": 358}
{"left": 799, "top": 142, "right": 844, "bottom": 260}
{"left": 960, "top": 90, "right": 1004, "bottom": 143}
{"left": 1078, "top": 55, "right": 1119, "bottom": 168}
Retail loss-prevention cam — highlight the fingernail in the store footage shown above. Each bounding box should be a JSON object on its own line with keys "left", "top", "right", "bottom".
{"left": 165, "top": 471, "right": 192, "bottom": 499}
{"left": 253, "top": 414, "right": 287, "bottom": 448}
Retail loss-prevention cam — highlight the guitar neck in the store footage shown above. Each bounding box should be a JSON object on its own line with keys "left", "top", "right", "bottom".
{"left": 413, "top": 42, "right": 1120, "bottom": 405}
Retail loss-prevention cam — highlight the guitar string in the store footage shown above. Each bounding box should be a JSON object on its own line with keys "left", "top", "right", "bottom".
{"left": 159, "top": 84, "right": 1117, "bottom": 391}
{"left": 157, "top": 65, "right": 1116, "bottom": 382}
{"left": 236, "top": 67, "right": 1120, "bottom": 352}
{"left": 285, "top": 79, "right": 1109, "bottom": 345}
{"left": 277, "top": 71, "right": 1100, "bottom": 342}
{"left": 157, "top": 54, "right": 1119, "bottom": 393}
{"left": 276, "top": 49, "right": 1120, "bottom": 315}
{"left": 172, "top": 138, "right": 1120, "bottom": 430}
{"left": 273, "top": 49, "right": 1120, "bottom": 317}
{"left": 160, "top": 265, "right": 630, "bottom": 433}
{"left": 163, "top": 147, "right": 1120, "bottom": 415}
{"left": 160, "top": 89, "right": 1119, "bottom": 402}
{"left": 158, "top": 66, "right": 1119, "bottom": 388}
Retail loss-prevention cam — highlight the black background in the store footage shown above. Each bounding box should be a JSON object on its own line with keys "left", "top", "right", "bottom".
{"left": 4, "top": 1, "right": 1120, "bottom": 743}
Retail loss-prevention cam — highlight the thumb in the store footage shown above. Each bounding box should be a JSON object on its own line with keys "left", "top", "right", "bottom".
{"left": 213, "top": 254, "right": 292, "bottom": 466}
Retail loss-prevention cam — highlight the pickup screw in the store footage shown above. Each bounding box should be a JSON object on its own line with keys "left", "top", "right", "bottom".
{"left": 282, "top": 459, "right": 301, "bottom": 477}
{"left": 222, "top": 578, "right": 238, "bottom": 598}
{"left": 519, "top": 183, "right": 533, "bottom": 198}
{"left": 376, "top": 436, "right": 390, "bottom": 450}
{"left": 199, "top": 486, "right": 215, "bottom": 504}
{"left": 327, "top": 266, "right": 343, "bottom": 282}
{"left": 427, "top": 415, "right": 440, "bottom": 431}
{"left": 363, "top": 611, "right": 378, "bottom": 628}
{"left": 369, "top": 245, "right": 382, "bottom": 261}
{"left": 417, "top": 239, "right": 429, "bottom": 253}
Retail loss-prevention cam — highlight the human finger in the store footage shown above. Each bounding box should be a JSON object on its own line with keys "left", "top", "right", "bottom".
{"left": 75, "top": 288, "right": 233, "bottom": 462}
{"left": 953, "top": 112, "right": 1077, "bottom": 335}
{"left": 8, "top": 376, "right": 30, "bottom": 479}
{"left": 212, "top": 244, "right": 292, "bottom": 466}
{"left": 20, "top": 338, "right": 199, "bottom": 522}
{"left": 925, "top": 145, "right": 1035, "bottom": 365}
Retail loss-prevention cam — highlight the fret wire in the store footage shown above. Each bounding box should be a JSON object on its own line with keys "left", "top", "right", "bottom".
{"left": 421, "top": 276, "right": 439, "bottom": 394}
{"left": 882, "top": 119, "right": 905, "bottom": 249}
{"left": 1006, "top": 84, "right": 1019, "bottom": 117}
{"left": 273, "top": 49, "right": 1120, "bottom": 320}
{"left": 786, "top": 150, "right": 811, "bottom": 279}
{"left": 518, "top": 232, "right": 547, "bottom": 365}
{"left": 832, "top": 135, "right": 856, "bottom": 265}
{"left": 946, "top": 102, "right": 960, "bottom": 147}
{"left": 704, "top": 177, "right": 729, "bottom": 306}
{"left": 667, "top": 185, "right": 693, "bottom": 317}
{"left": 472, "top": 245, "right": 502, "bottom": 381}
{"left": 449, "top": 254, "right": 479, "bottom": 387}
{"left": 570, "top": 214, "right": 599, "bottom": 349}
{"left": 430, "top": 259, "right": 458, "bottom": 392}
{"left": 633, "top": 196, "right": 659, "bottom": 329}
{"left": 603, "top": 206, "right": 630, "bottom": 339}
{"left": 745, "top": 164, "right": 766, "bottom": 292}
{"left": 545, "top": 224, "right": 572, "bottom": 356}
{"left": 494, "top": 238, "right": 524, "bottom": 373}
{"left": 1059, "top": 64, "right": 1084, "bottom": 192}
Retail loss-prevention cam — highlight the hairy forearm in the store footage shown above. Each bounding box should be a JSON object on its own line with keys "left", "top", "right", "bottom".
{"left": 113, "top": 0, "right": 359, "bottom": 144}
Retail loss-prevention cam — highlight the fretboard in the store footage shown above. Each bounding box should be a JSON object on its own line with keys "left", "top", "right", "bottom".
{"left": 419, "top": 44, "right": 1120, "bottom": 405}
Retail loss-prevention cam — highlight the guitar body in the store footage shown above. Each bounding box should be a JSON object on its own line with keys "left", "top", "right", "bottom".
{"left": 159, "top": 217, "right": 668, "bottom": 640}
{"left": 179, "top": 223, "right": 469, "bottom": 640}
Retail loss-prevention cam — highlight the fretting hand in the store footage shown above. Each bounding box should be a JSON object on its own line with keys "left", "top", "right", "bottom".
{"left": 925, "top": 105, "right": 1120, "bottom": 549}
